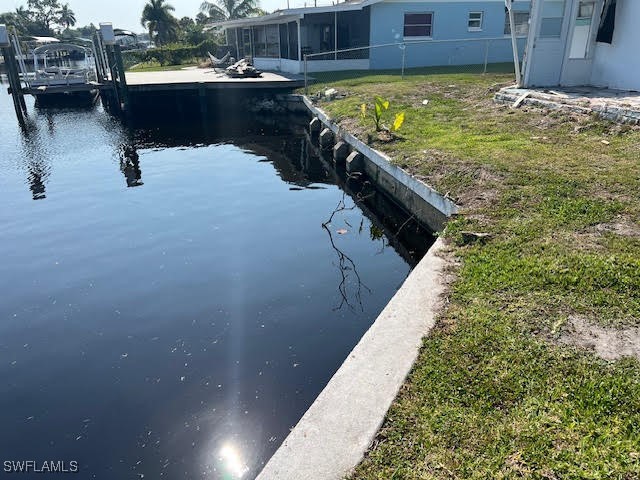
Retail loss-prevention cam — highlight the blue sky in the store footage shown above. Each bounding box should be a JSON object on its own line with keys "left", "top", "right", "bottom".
{"left": 2, "top": 0, "right": 293, "bottom": 32}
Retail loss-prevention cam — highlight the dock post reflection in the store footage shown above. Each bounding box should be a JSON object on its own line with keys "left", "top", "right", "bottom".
{"left": 119, "top": 144, "right": 143, "bottom": 187}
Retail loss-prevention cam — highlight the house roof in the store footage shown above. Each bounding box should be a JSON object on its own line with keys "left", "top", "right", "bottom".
{"left": 209, "top": 0, "right": 380, "bottom": 29}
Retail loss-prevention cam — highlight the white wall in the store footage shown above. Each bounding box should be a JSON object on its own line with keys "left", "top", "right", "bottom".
{"left": 254, "top": 58, "right": 283, "bottom": 71}
{"left": 253, "top": 58, "right": 302, "bottom": 73}
{"left": 306, "top": 59, "right": 369, "bottom": 72}
{"left": 591, "top": 0, "right": 640, "bottom": 91}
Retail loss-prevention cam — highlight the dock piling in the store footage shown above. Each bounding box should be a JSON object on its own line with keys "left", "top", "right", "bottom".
{"left": 1, "top": 25, "right": 27, "bottom": 127}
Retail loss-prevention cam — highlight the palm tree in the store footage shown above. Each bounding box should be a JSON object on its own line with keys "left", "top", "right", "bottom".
{"left": 57, "top": 3, "right": 76, "bottom": 29}
{"left": 200, "top": 0, "right": 260, "bottom": 21}
{"left": 141, "top": 0, "right": 178, "bottom": 46}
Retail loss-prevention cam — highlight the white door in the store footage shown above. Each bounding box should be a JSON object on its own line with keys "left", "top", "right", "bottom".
{"left": 560, "top": 0, "right": 601, "bottom": 85}
{"left": 523, "top": 0, "right": 573, "bottom": 86}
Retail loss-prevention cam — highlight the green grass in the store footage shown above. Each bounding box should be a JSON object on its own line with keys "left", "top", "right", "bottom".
{"left": 126, "top": 60, "right": 199, "bottom": 72}
{"left": 307, "top": 70, "right": 640, "bottom": 479}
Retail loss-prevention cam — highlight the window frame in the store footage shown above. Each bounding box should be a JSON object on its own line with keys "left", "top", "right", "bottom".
{"left": 468, "top": 11, "right": 483, "bottom": 32}
{"left": 504, "top": 10, "right": 531, "bottom": 37}
{"left": 403, "top": 12, "right": 434, "bottom": 39}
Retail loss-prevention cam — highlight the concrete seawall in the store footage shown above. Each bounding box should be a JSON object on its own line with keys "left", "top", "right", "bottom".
{"left": 300, "top": 96, "right": 458, "bottom": 232}
{"left": 255, "top": 96, "right": 456, "bottom": 480}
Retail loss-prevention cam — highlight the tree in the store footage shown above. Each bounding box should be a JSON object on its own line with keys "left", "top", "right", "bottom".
{"left": 195, "top": 12, "right": 209, "bottom": 25}
{"left": 27, "top": 0, "right": 61, "bottom": 33}
{"left": 58, "top": 3, "right": 76, "bottom": 29}
{"left": 176, "top": 16, "right": 207, "bottom": 45}
{"left": 0, "top": 6, "right": 43, "bottom": 36}
{"left": 200, "top": 0, "right": 260, "bottom": 21}
{"left": 178, "top": 16, "right": 195, "bottom": 29}
{"left": 140, "top": 0, "right": 179, "bottom": 46}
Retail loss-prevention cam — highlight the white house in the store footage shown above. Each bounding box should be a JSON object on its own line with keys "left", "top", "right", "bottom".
{"left": 522, "top": 0, "right": 639, "bottom": 91}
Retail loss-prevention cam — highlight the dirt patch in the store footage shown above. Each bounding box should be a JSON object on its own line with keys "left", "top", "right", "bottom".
{"left": 336, "top": 116, "right": 368, "bottom": 140}
{"left": 559, "top": 315, "right": 640, "bottom": 361}
{"left": 396, "top": 152, "right": 503, "bottom": 209}
{"left": 594, "top": 217, "right": 640, "bottom": 238}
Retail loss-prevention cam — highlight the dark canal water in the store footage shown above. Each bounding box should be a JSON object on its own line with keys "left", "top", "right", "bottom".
{"left": 0, "top": 89, "right": 433, "bottom": 479}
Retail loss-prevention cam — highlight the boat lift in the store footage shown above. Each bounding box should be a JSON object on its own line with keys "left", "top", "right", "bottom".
{"left": 1, "top": 22, "right": 129, "bottom": 126}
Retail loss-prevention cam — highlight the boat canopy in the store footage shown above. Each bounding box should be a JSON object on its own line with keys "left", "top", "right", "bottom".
{"left": 33, "top": 43, "right": 93, "bottom": 55}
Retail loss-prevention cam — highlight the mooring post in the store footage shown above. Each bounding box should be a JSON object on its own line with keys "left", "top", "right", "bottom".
{"left": 100, "top": 22, "right": 125, "bottom": 115}
{"left": 1, "top": 25, "right": 26, "bottom": 127}
{"left": 92, "top": 32, "right": 106, "bottom": 81}
{"left": 105, "top": 45, "right": 122, "bottom": 110}
{"left": 113, "top": 44, "right": 130, "bottom": 113}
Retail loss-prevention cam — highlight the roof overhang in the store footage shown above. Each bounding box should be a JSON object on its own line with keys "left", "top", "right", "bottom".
{"left": 210, "top": 0, "right": 378, "bottom": 30}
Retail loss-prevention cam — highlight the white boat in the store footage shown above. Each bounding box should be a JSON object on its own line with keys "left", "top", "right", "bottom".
{"left": 30, "top": 43, "right": 99, "bottom": 106}
{"left": 31, "top": 43, "right": 97, "bottom": 88}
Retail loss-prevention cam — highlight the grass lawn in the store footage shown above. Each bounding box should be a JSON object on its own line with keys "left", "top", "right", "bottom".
{"left": 308, "top": 67, "right": 640, "bottom": 479}
{"left": 126, "top": 61, "right": 200, "bottom": 72}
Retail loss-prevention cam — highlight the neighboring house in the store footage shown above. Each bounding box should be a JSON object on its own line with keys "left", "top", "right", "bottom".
{"left": 213, "top": 0, "right": 531, "bottom": 73}
{"left": 522, "top": 0, "right": 639, "bottom": 91}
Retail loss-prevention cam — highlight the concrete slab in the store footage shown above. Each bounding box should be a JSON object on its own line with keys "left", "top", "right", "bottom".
{"left": 257, "top": 237, "right": 448, "bottom": 480}
{"left": 125, "top": 69, "right": 305, "bottom": 92}
{"left": 496, "top": 86, "right": 640, "bottom": 124}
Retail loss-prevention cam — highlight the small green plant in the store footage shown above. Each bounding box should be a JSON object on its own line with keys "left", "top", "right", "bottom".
{"left": 360, "top": 97, "right": 405, "bottom": 133}
{"left": 373, "top": 96, "right": 389, "bottom": 131}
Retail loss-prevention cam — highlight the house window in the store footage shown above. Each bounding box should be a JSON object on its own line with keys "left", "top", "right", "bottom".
{"left": 404, "top": 13, "right": 433, "bottom": 38}
{"left": 468, "top": 12, "right": 483, "bottom": 31}
{"left": 504, "top": 11, "right": 530, "bottom": 36}
{"left": 539, "top": 0, "right": 566, "bottom": 38}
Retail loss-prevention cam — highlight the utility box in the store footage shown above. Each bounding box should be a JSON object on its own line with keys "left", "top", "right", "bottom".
{"left": 99, "top": 23, "right": 115, "bottom": 45}
{"left": 0, "top": 25, "right": 9, "bottom": 48}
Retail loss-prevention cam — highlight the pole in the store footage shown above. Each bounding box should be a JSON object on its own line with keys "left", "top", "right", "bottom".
{"left": 483, "top": 39, "right": 490, "bottom": 74}
{"left": 304, "top": 54, "right": 308, "bottom": 95}
{"left": 105, "top": 45, "right": 122, "bottom": 112}
{"left": 2, "top": 45, "right": 26, "bottom": 127}
{"left": 506, "top": 0, "right": 522, "bottom": 86}
{"left": 401, "top": 43, "right": 406, "bottom": 79}
{"left": 113, "top": 44, "right": 130, "bottom": 113}
{"left": 334, "top": 11, "right": 337, "bottom": 61}
{"left": 297, "top": 20, "right": 301, "bottom": 63}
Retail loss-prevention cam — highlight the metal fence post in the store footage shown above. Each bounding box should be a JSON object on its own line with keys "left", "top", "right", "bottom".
{"left": 483, "top": 39, "right": 490, "bottom": 74}
{"left": 304, "top": 54, "right": 308, "bottom": 95}
{"left": 401, "top": 43, "right": 406, "bottom": 80}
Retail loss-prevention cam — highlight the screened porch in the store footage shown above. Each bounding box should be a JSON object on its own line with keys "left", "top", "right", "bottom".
{"left": 224, "top": 7, "right": 371, "bottom": 74}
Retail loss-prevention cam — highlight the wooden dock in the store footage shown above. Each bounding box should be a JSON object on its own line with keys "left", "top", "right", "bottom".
{"left": 125, "top": 68, "right": 305, "bottom": 92}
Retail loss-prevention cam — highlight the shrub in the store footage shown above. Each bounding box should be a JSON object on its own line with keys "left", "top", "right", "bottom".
{"left": 122, "top": 39, "right": 219, "bottom": 69}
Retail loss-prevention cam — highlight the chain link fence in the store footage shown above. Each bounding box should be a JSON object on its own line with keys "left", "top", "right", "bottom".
{"left": 303, "top": 37, "right": 523, "bottom": 94}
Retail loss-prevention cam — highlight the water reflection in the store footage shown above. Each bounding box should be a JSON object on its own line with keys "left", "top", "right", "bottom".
{"left": 119, "top": 144, "right": 144, "bottom": 187}
{"left": 18, "top": 121, "right": 52, "bottom": 200}
{"left": 322, "top": 191, "right": 373, "bottom": 311}
{"left": 219, "top": 444, "right": 250, "bottom": 478}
